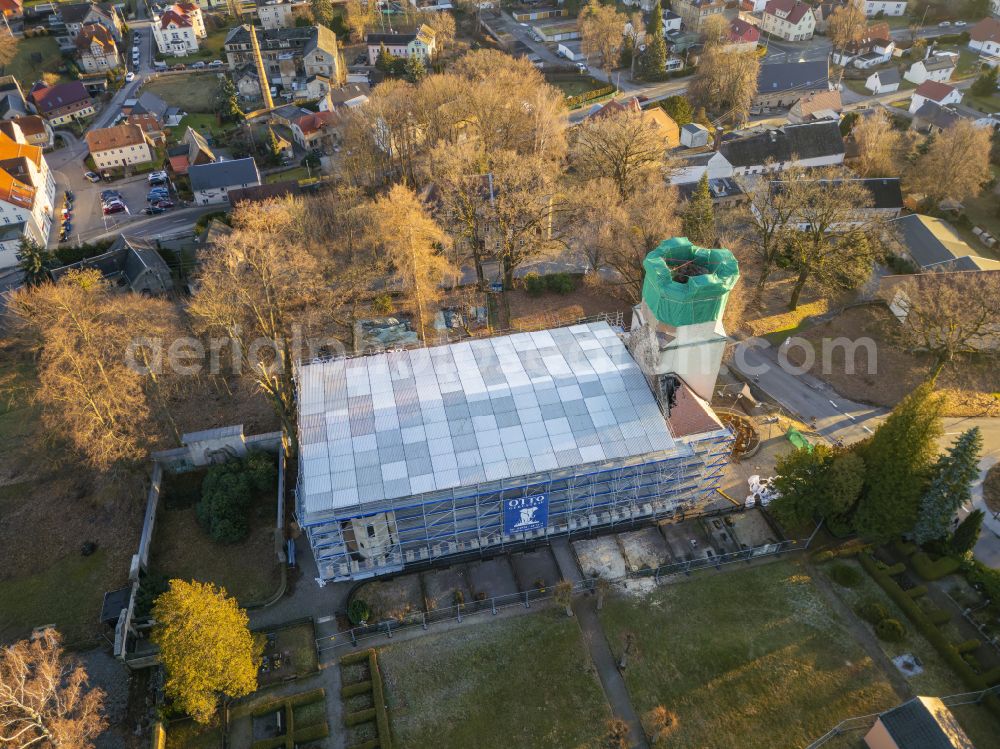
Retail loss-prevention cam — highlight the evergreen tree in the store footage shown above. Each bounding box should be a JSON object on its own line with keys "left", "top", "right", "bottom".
{"left": 639, "top": 1, "right": 667, "bottom": 79}
{"left": 680, "top": 173, "right": 715, "bottom": 245}
{"left": 376, "top": 44, "right": 399, "bottom": 74}
{"left": 971, "top": 67, "right": 999, "bottom": 97}
{"left": 404, "top": 55, "right": 426, "bottom": 83}
{"left": 694, "top": 106, "right": 711, "bottom": 127}
{"left": 267, "top": 127, "right": 282, "bottom": 162}
{"left": 647, "top": 0, "right": 663, "bottom": 38}
{"left": 619, "top": 33, "right": 635, "bottom": 69}
{"left": 854, "top": 383, "right": 943, "bottom": 542}
{"left": 17, "top": 237, "right": 52, "bottom": 287}
{"left": 660, "top": 95, "right": 693, "bottom": 126}
{"left": 310, "top": 0, "right": 334, "bottom": 27}
{"left": 770, "top": 445, "right": 864, "bottom": 530}
{"left": 818, "top": 450, "right": 865, "bottom": 528}
{"left": 914, "top": 427, "right": 983, "bottom": 544}
{"left": 219, "top": 76, "right": 244, "bottom": 122}
{"left": 950, "top": 509, "right": 984, "bottom": 555}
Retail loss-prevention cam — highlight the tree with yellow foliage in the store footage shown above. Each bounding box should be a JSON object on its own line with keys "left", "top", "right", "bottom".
{"left": 152, "top": 580, "right": 260, "bottom": 723}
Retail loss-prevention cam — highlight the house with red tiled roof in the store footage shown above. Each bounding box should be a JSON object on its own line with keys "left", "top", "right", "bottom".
{"left": 725, "top": 18, "right": 760, "bottom": 52}
{"left": 290, "top": 110, "right": 339, "bottom": 150}
{"left": 0, "top": 0, "right": 23, "bottom": 21}
{"left": 27, "top": 80, "right": 95, "bottom": 126}
{"left": 152, "top": 2, "right": 206, "bottom": 56}
{"left": 75, "top": 23, "right": 120, "bottom": 73}
{"left": 86, "top": 123, "right": 153, "bottom": 171}
{"left": 969, "top": 17, "right": 1000, "bottom": 57}
{"left": 0, "top": 128, "right": 55, "bottom": 271}
{"left": 761, "top": 0, "right": 815, "bottom": 41}
{"left": 909, "top": 80, "right": 962, "bottom": 114}
{"left": 0, "top": 115, "right": 52, "bottom": 148}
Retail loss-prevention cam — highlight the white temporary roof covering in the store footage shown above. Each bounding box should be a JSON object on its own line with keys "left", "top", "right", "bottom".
{"left": 297, "top": 321, "right": 675, "bottom": 516}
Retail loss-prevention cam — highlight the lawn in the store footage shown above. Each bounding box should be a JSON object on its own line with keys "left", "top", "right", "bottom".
{"left": 169, "top": 113, "right": 236, "bottom": 144}
{"left": 3, "top": 36, "right": 66, "bottom": 90}
{"left": 265, "top": 166, "right": 311, "bottom": 184}
{"left": 164, "top": 719, "right": 223, "bottom": 749}
{"left": 149, "top": 467, "right": 281, "bottom": 606}
{"left": 598, "top": 561, "right": 900, "bottom": 749}
{"left": 142, "top": 73, "right": 222, "bottom": 114}
{"left": 379, "top": 613, "right": 610, "bottom": 749}
{"left": 545, "top": 72, "right": 607, "bottom": 98}
{"left": 819, "top": 559, "right": 1000, "bottom": 748}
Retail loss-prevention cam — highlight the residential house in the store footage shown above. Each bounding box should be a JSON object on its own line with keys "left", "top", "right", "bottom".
{"left": 788, "top": 89, "right": 843, "bottom": 123}
{"left": 366, "top": 25, "right": 437, "bottom": 65}
{"left": 28, "top": 81, "right": 94, "bottom": 126}
{"left": 586, "top": 97, "right": 680, "bottom": 148}
{"left": 50, "top": 235, "right": 174, "bottom": 295}
{"left": 865, "top": 67, "right": 900, "bottom": 94}
{"left": 85, "top": 123, "right": 153, "bottom": 171}
{"left": 969, "top": 17, "right": 1000, "bottom": 57}
{"left": 832, "top": 36, "right": 895, "bottom": 68}
{"left": 671, "top": 0, "right": 729, "bottom": 32}
{"left": 672, "top": 150, "right": 734, "bottom": 184}
{"left": 677, "top": 177, "right": 746, "bottom": 208}
{"left": 680, "top": 122, "right": 710, "bottom": 148}
{"left": 0, "top": 116, "right": 51, "bottom": 148}
{"left": 124, "top": 91, "right": 185, "bottom": 127}
{"left": 229, "top": 180, "right": 302, "bottom": 207}
{"left": 0, "top": 0, "right": 22, "bottom": 23}
{"left": 755, "top": 60, "right": 830, "bottom": 109}
{"left": 741, "top": 0, "right": 769, "bottom": 10}
{"left": 256, "top": 0, "right": 311, "bottom": 29}
{"left": 904, "top": 53, "right": 956, "bottom": 84}
{"left": 910, "top": 101, "right": 963, "bottom": 133}
{"left": 662, "top": 9, "right": 682, "bottom": 33}
{"left": 127, "top": 112, "right": 166, "bottom": 147}
{"left": 56, "top": 2, "right": 124, "bottom": 44}
{"left": 864, "top": 0, "right": 907, "bottom": 15}
{"left": 189, "top": 157, "right": 261, "bottom": 204}
{"left": 865, "top": 697, "right": 974, "bottom": 749}
{"left": 725, "top": 18, "right": 760, "bottom": 52}
{"left": 761, "top": 0, "right": 816, "bottom": 42}
{"left": 765, "top": 177, "right": 903, "bottom": 229}
{"left": 0, "top": 129, "right": 55, "bottom": 271}
{"left": 153, "top": 2, "right": 207, "bottom": 56}
{"left": 811, "top": 1, "right": 839, "bottom": 34}
{"left": 291, "top": 110, "right": 339, "bottom": 150}
{"left": 224, "top": 25, "right": 343, "bottom": 100}
{"left": 75, "top": 23, "right": 120, "bottom": 73}
{"left": 0, "top": 77, "right": 27, "bottom": 121}
{"left": 322, "top": 83, "right": 371, "bottom": 111}
{"left": 165, "top": 126, "right": 215, "bottom": 175}
{"left": 909, "top": 80, "right": 962, "bottom": 114}
{"left": 269, "top": 103, "right": 312, "bottom": 129}
{"left": 890, "top": 214, "right": 983, "bottom": 269}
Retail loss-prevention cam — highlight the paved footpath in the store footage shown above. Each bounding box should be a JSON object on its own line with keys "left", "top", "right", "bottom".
{"left": 553, "top": 538, "right": 650, "bottom": 749}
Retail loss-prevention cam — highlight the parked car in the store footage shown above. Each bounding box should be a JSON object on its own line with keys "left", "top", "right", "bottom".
{"left": 575, "top": 62, "right": 588, "bottom": 72}
{"left": 353, "top": 54, "right": 367, "bottom": 65}
{"left": 100, "top": 189, "right": 121, "bottom": 200}
{"left": 939, "top": 20, "right": 951, "bottom": 26}
{"left": 59, "top": 230, "right": 68, "bottom": 242}
{"left": 148, "top": 171, "right": 168, "bottom": 183}
{"left": 171, "top": 64, "right": 185, "bottom": 70}
{"left": 955, "top": 20, "right": 967, "bottom": 26}
{"left": 125, "top": 71, "right": 135, "bottom": 82}
{"left": 191, "top": 61, "right": 206, "bottom": 69}
{"left": 62, "top": 221, "right": 71, "bottom": 233}
{"left": 153, "top": 199, "right": 174, "bottom": 209}
{"left": 148, "top": 186, "right": 169, "bottom": 196}
{"left": 209, "top": 60, "right": 224, "bottom": 67}
{"left": 142, "top": 205, "right": 165, "bottom": 215}
{"left": 85, "top": 171, "right": 101, "bottom": 183}
{"left": 103, "top": 203, "right": 126, "bottom": 215}
{"left": 64, "top": 189, "right": 74, "bottom": 202}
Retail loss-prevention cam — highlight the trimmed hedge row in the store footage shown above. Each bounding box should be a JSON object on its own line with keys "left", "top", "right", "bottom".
{"left": 858, "top": 554, "right": 1000, "bottom": 716}
{"left": 369, "top": 650, "right": 392, "bottom": 749}
{"left": 249, "top": 689, "right": 329, "bottom": 749}
{"left": 566, "top": 86, "right": 615, "bottom": 109}
{"left": 341, "top": 648, "right": 374, "bottom": 666}
{"left": 348, "top": 740, "right": 380, "bottom": 749}
{"left": 345, "top": 708, "right": 377, "bottom": 726}
{"left": 338, "top": 648, "right": 392, "bottom": 749}
{"left": 910, "top": 552, "right": 961, "bottom": 581}
{"left": 906, "top": 585, "right": 928, "bottom": 599}
{"left": 342, "top": 680, "right": 373, "bottom": 698}
{"left": 251, "top": 688, "right": 326, "bottom": 717}
{"left": 295, "top": 722, "right": 329, "bottom": 742}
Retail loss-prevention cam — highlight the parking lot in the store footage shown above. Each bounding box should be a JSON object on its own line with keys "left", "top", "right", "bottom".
{"left": 59, "top": 171, "right": 179, "bottom": 245}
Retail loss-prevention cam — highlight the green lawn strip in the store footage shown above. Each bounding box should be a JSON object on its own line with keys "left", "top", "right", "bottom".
{"left": 379, "top": 613, "right": 610, "bottom": 749}
{"left": 828, "top": 558, "right": 1000, "bottom": 746}
{"left": 598, "top": 561, "right": 899, "bottom": 749}
{"left": 164, "top": 718, "right": 223, "bottom": 749}
{"left": 264, "top": 167, "right": 310, "bottom": 184}
{"left": 0, "top": 548, "right": 115, "bottom": 647}
{"left": 143, "top": 73, "right": 222, "bottom": 114}
{"left": 4, "top": 36, "right": 66, "bottom": 89}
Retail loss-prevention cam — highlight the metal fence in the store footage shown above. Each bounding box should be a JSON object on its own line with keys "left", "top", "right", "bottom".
{"left": 316, "top": 536, "right": 804, "bottom": 654}
{"left": 805, "top": 686, "right": 1000, "bottom": 748}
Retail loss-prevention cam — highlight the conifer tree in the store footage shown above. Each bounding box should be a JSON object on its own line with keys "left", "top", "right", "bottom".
{"left": 661, "top": 95, "right": 693, "bottom": 125}
{"left": 950, "top": 509, "right": 984, "bottom": 556}
{"left": 854, "top": 383, "right": 943, "bottom": 542}
{"left": 914, "top": 427, "right": 982, "bottom": 544}
{"left": 681, "top": 173, "right": 715, "bottom": 245}
{"left": 640, "top": 0, "right": 667, "bottom": 79}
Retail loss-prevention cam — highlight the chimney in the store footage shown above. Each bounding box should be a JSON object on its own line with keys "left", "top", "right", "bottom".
{"left": 713, "top": 127, "right": 723, "bottom": 151}
{"left": 925, "top": 42, "right": 933, "bottom": 60}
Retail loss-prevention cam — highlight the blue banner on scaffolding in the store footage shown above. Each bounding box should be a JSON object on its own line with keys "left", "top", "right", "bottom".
{"left": 503, "top": 494, "right": 548, "bottom": 535}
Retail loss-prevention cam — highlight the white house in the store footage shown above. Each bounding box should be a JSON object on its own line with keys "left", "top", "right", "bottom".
{"left": 189, "top": 157, "right": 262, "bottom": 205}
{"left": 257, "top": 0, "right": 311, "bottom": 30}
{"left": 864, "top": 1, "right": 907, "bottom": 16}
{"left": 85, "top": 123, "right": 153, "bottom": 171}
{"left": 153, "top": 2, "right": 206, "bottom": 57}
{"left": 0, "top": 129, "right": 54, "bottom": 271}
{"left": 909, "top": 80, "right": 963, "bottom": 113}
{"left": 904, "top": 53, "right": 956, "bottom": 85}
{"left": 992, "top": 0, "right": 1000, "bottom": 17}
{"left": 663, "top": 9, "right": 682, "bottom": 34}
{"left": 866, "top": 67, "right": 900, "bottom": 94}
{"left": 761, "top": 0, "right": 816, "bottom": 42}
{"left": 75, "top": 23, "right": 120, "bottom": 73}
{"left": 969, "top": 17, "right": 1000, "bottom": 57}
{"left": 366, "top": 25, "right": 437, "bottom": 65}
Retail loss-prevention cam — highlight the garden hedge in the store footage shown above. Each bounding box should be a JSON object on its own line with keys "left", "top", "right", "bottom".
{"left": 341, "top": 680, "right": 373, "bottom": 698}
{"left": 893, "top": 540, "right": 918, "bottom": 556}
{"left": 956, "top": 639, "right": 981, "bottom": 655}
{"left": 884, "top": 562, "right": 906, "bottom": 576}
{"left": 294, "top": 722, "right": 330, "bottom": 742}
{"left": 875, "top": 618, "right": 906, "bottom": 643}
{"left": 926, "top": 607, "right": 953, "bottom": 626}
{"left": 348, "top": 740, "right": 381, "bottom": 749}
{"left": 341, "top": 648, "right": 375, "bottom": 666}
{"left": 910, "top": 552, "right": 960, "bottom": 581}
{"left": 251, "top": 737, "right": 288, "bottom": 749}
{"left": 906, "top": 585, "right": 928, "bottom": 599}
{"left": 566, "top": 86, "right": 615, "bottom": 109}
{"left": 287, "top": 688, "right": 325, "bottom": 707}
{"left": 369, "top": 650, "right": 393, "bottom": 749}
{"left": 344, "top": 708, "right": 377, "bottom": 726}
{"left": 858, "top": 554, "right": 1000, "bottom": 718}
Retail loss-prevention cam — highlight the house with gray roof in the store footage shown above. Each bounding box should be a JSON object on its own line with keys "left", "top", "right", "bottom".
{"left": 189, "top": 157, "right": 261, "bottom": 205}
{"left": 50, "top": 235, "right": 173, "bottom": 294}
{"left": 864, "top": 696, "right": 974, "bottom": 749}
{"left": 890, "top": 214, "right": 980, "bottom": 269}
{"left": 754, "top": 60, "right": 830, "bottom": 109}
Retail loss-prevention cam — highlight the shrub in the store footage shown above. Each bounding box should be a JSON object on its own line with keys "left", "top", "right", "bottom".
{"left": 885, "top": 563, "right": 906, "bottom": 576}
{"left": 341, "top": 680, "right": 373, "bottom": 698}
{"left": 955, "top": 639, "right": 981, "bottom": 655}
{"left": 856, "top": 600, "right": 890, "bottom": 625}
{"left": 813, "top": 550, "right": 835, "bottom": 562}
{"left": 344, "top": 708, "right": 376, "bottom": 726}
{"left": 196, "top": 452, "right": 275, "bottom": 543}
{"left": 294, "top": 722, "right": 330, "bottom": 742}
{"left": 545, "top": 272, "right": 576, "bottom": 294}
{"left": 565, "top": 85, "right": 615, "bottom": 109}
{"left": 876, "top": 618, "right": 907, "bottom": 642}
{"left": 963, "top": 652, "right": 982, "bottom": 671}
{"left": 348, "top": 599, "right": 371, "bottom": 625}
{"left": 910, "top": 552, "right": 961, "bottom": 581}
{"left": 983, "top": 666, "right": 1000, "bottom": 685}
{"left": 524, "top": 272, "right": 546, "bottom": 296}
{"left": 894, "top": 540, "right": 918, "bottom": 556}
{"left": 829, "top": 564, "right": 862, "bottom": 588}
{"left": 927, "top": 608, "right": 953, "bottom": 626}
{"left": 906, "top": 585, "right": 928, "bottom": 599}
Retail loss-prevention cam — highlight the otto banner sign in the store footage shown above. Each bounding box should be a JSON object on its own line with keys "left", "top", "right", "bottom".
{"left": 503, "top": 494, "right": 549, "bottom": 535}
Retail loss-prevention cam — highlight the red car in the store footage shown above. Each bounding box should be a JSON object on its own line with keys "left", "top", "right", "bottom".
{"left": 154, "top": 199, "right": 174, "bottom": 209}
{"left": 103, "top": 202, "right": 126, "bottom": 215}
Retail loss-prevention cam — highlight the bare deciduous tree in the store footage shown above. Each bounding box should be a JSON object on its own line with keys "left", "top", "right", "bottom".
{"left": 827, "top": 0, "right": 867, "bottom": 55}
{"left": 687, "top": 46, "right": 759, "bottom": 126}
{"left": 422, "top": 10, "right": 456, "bottom": 51}
{"left": 886, "top": 273, "right": 1000, "bottom": 382}
{"left": 737, "top": 165, "right": 799, "bottom": 296}
{"left": 570, "top": 106, "right": 669, "bottom": 201}
{"left": 368, "top": 184, "right": 456, "bottom": 340}
{"left": 579, "top": 0, "right": 626, "bottom": 72}
{"left": 907, "top": 120, "right": 993, "bottom": 206}
{"left": 850, "top": 108, "right": 914, "bottom": 178}
{"left": 0, "top": 29, "right": 17, "bottom": 67}
{"left": 0, "top": 628, "right": 107, "bottom": 748}
{"left": 698, "top": 13, "right": 729, "bottom": 48}
{"left": 343, "top": 0, "right": 374, "bottom": 42}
